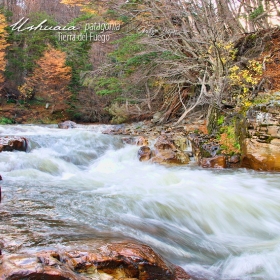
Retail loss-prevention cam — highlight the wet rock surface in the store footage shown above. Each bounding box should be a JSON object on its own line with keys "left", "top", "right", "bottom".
{"left": 122, "top": 136, "right": 149, "bottom": 146}
{"left": 241, "top": 138, "right": 280, "bottom": 171}
{"left": 242, "top": 98, "right": 280, "bottom": 171}
{"left": 151, "top": 135, "right": 190, "bottom": 165}
{"left": 58, "top": 121, "right": 77, "bottom": 129}
{"left": 187, "top": 133, "right": 233, "bottom": 168}
{"left": 0, "top": 242, "right": 191, "bottom": 280}
{"left": 200, "top": 155, "right": 227, "bottom": 169}
{"left": 137, "top": 146, "right": 152, "bottom": 162}
{"left": 0, "top": 136, "right": 28, "bottom": 152}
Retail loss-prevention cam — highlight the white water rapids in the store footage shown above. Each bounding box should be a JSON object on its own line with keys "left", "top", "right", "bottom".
{"left": 1, "top": 124, "right": 280, "bottom": 280}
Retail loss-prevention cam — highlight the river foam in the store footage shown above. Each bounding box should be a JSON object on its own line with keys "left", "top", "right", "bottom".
{"left": 1, "top": 124, "right": 280, "bottom": 279}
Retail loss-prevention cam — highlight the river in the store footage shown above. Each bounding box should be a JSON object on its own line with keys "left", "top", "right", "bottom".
{"left": 1, "top": 124, "right": 280, "bottom": 280}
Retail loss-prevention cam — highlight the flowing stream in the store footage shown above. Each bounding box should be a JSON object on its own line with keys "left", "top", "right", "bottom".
{"left": 1, "top": 125, "right": 280, "bottom": 280}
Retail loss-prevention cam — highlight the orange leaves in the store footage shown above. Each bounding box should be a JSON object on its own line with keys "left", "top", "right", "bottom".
{"left": 60, "top": 0, "right": 99, "bottom": 14}
{"left": 0, "top": 13, "right": 9, "bottom": 85}
{"left": 36, "top": 48, "right": 71, "bottom": 90}
{"left": 60, "top": 0, "right": 91, "bottom": 6}
{"left": 20, "top": 47, "right": 72, "bottom": 107}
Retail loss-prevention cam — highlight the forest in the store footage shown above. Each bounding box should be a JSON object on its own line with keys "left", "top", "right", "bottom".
{"left": 0, "top": 0, "right": 279, "bottom": 125}
{"left": 1, "top": 2, "right": 280, "bottom": 280}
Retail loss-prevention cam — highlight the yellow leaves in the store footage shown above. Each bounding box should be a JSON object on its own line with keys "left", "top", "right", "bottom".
{"left": 229, "top": 60, "right": 263, "bottom": 110}
{"left": 208, "top": 41, "right": 237, "bottom": 65}
{"left": 60, "top": 0, "right": 91, "bottom": 6}
{"left": 0, "top": 13, "right": 9, "bottom": 86}
{"left": 230, "top": 65, "right": 239, "bottom": 72}
{"left": 229, "top": 60, "right": 262, "bottom": 88}
{"left": 60, "top": 0, "right": 99, "bottom": 14}
{"left": 18, "top": 84, "right": 34, "bottom": 100}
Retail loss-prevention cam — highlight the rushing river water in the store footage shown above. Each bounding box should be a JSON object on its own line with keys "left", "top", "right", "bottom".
{"left": 1, "top": 125, "right": 280, "bottom": 279}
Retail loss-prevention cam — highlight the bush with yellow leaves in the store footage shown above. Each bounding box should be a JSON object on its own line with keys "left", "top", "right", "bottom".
{"left": 229, "top": 60, "right": 263, "bottom": 110}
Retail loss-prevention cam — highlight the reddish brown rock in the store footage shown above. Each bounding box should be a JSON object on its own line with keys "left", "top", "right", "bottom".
{"left": 136, "top": 136, "right": 149, "bottom": 146}
{"left": 0, "top": 136, "right": 28, "bottom": 152}
{"left": 0, "top": 252, "right": 83, "bottom": 280}
{"left": 123, "top": 136, "right": 149, "bottom": 146}
{"left": 241, "top": 139, "right": 280, "bottom": 171}
{"left": 138, "top": 146, "right": 152, "bottom": 162}
{"left": 152, "top": 150, "right": 190, "bottom": 165}
{"left": 200, "top": 155, "right": 226, "bottom": 168}
{"left": 0, "top": 243, "right": 191, "bottom": 280}
{"left": 154, "top": 135, "right": 177, "bottom": 151}
{"left": 152, "top": 135, "right": 190, "bottom": 165}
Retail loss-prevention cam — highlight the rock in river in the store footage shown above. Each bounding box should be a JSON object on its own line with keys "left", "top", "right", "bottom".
{"left": 0, "top": 242, "right": 191, "bottom": 280}
{"left": 58, "top": 121, "right": 77, "bottom": 129}
{"left": 200, "top": 155, "right": 227, "bottom": 168}
{"left": 138, "top": 146, "right": 152, "bottom": 162}
{"left": 152, "top": 135, "right": 190, "bottom": 165}
{"left": 241, "top": 139, "right": 280, "bottom": 171}
{"left": 0, "top": 136, "right": 28, "bottom": 152}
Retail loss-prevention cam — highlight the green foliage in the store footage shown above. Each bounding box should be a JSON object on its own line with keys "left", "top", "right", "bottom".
{"left": 249, "top": 5, "right": 264, "bottom": 20}
{"left": 160, "top": 51, "right": 180, "bottom": 60}
{"left": 93, "top": 77, "right": 122, "bottom": 96}
{"left": 58, "top": 14, "right": 93, "bottom": 95}
{"left": 6, "top": 12, "right": 58, "bottom": 79}
{"left": 126, "top": 52, "right": 157, "bottom": 66}
{"left": 0, "top": 117, "right": 14, "bottom": 124}
{"left": 118, "top": 15, "right": 130, "bottom": 23}
{"left": 81, "top": 33, "right": 152, "bottom": 101}
{"left": 217, "top": 115, "right": 225, "bottom": 126}
{"left": 219, "top": 123, "right": 241, "bottom": 155}
{"left": 110, "top": 34, "right": 144, "bottom": 62}
{"left": 108, "top": 103, "right": 129, "bottom": 124}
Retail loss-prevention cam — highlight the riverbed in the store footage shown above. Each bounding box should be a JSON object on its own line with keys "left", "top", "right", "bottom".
{"left": 1, "top": 124, "right": 280, "bottom": 279}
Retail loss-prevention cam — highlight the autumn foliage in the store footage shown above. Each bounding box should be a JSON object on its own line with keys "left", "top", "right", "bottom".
{"left": 60, "top": 0, "right": 91, "bottom": 5}
{"left": 20, "top": 47, "right": 72, "bottom": 111}
{"left": 0, "top": 12, "right": 9, "bottom": 88}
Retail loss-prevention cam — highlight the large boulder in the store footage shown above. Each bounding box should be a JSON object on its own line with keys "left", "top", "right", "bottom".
{"left": 0, "top": 136, "right": 28, "bottom": 152}
{"left": 58, "top": 121, "right": 77, "bottom": 129}
{"left": 0, "top": 252, "right": 83, "bottom": 280}
{"left": 152, "top": 135, "right": 190, "bottom": 165}
{"left": 242, "top": 98, "right": 280, "bottom": 171}
{"left": 0, "top": 242, "right": 191, "bottom": 280}
{"left": 241, "top": 138, "right": 280, "bottom": 171}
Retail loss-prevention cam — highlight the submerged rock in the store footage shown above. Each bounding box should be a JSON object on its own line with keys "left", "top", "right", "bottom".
{"left": 0, "top": 136, "right": 28, "bottom": 152}
{"left": 0, "top": 242, "right": 191, "bottom": 280}
{"left": 58, "top": 121, "right": 77, "bottom": 129}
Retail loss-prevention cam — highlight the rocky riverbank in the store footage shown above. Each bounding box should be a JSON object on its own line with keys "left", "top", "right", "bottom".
{"left": 1, "top": 101, "right": 279, "bottom": 171}
{"left": 98, "top": 90, "right": 280, "bottom": 171}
